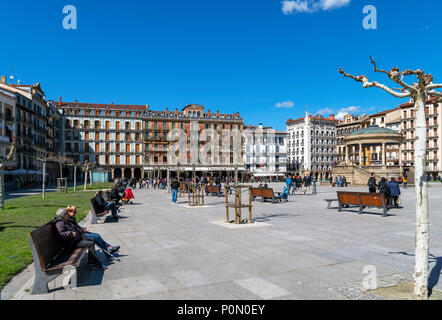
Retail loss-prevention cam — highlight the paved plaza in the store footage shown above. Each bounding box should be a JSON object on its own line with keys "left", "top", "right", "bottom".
{"left": 3, "top": 183, "right": 442, "bottom": 300}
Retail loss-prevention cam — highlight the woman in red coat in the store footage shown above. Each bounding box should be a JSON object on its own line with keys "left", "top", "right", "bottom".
{"left": 123, "top": 187, "right": 135, "bottom": 204}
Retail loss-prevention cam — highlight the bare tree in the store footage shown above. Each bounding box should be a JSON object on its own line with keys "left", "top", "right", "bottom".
{"left": 48, "top": 153, "right": 72, "bottom": 180}
{"left": 0, "top": 138, "right": 17, "bottom": 210}
{"left": 81, "top": 161, "right": 97, "bottom": 191}
{"left": 67, "top": 161, "right": 82, "bottom": 192}
{"left": 36, "top": 153, "right": 51, "bottom": 199}
{"left": 339, "top": 57, "right": 442, "bottom": 299}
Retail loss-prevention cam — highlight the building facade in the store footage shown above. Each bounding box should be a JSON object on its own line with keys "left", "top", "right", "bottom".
{"left": 286, "top": 111, "right": 338, "bottom": 180}
{"left": 400, "top": 97, "right": 442, "bottom": 177}
{"left": 59, "top": 100, "right": 146, "bottom": 180}
{"left": 143, "top": 104, "right": 245, "bottom": 179}
{"left": 243, "top": 124, "right": 287, "bottom": 179}
{"left": 0, "top": 78, "right": 50, "bottom": 186}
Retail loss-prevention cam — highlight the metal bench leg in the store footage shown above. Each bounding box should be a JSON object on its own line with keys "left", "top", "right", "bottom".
{"left": 383, "top": 206, "right": 387, "bottom": 217}
{"left": 90, "top": 210, "right": 97, "bottom": 224}
{"left": 338, "top": 203, "right": 342, "bottom": 212}
{"left": 359, "top": 205, "right": 363, "bottom": 214}
{"left": 327, "top": 201, "right": 332, "bottom": 209}
{"left": 29, "top": 238, "right": 50, "bottom": 295}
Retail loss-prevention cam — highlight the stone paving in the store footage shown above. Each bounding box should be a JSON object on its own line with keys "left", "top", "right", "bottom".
{"left": 3, "top": 182, "right": 442, "bottom": 300}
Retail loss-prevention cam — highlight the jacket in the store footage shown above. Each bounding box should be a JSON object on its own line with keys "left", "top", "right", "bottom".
{"left": 54, "top": 216, "right": 83, "bottom": 249}
{"left": 110, "top": 188, "right": 120, "bottom": 200}
{"left": 95, "top": 194, "right": 107, "bottom": 211}
{"left": 171, "top": 181, "right": 180, "bottom": 190}
{"left": 388, "top": 181, "right": 401, "bottom": 197}
{"left": 367, "top": 177, "right": 377, "bottom": 188}
{"left": 378, "top": 180, "right": 389, "bottom": 194}
{"left": 125, "top": 188, "right": 134, "bottom": 200}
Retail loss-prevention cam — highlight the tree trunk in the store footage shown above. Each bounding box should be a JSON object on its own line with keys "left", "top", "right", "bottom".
{"left": 0, "top": 166, "right": 4, "bottom": 210}
{"left": 89, "top": 170, "right": 93, "bottom": 186}
{"left": 413, "top": 94, "right": 430, "bottom": 299}
{"left": 73, "top": 166, "right": 77, "bottom": 192}
{"left": 42, "top": 161, "right": 46, "bottom": 199}
{"left": 59, "top": 163, "right": 63, "bottom": 179}
{"left": 84, "top": 171, "right": 88, "bottom": 191}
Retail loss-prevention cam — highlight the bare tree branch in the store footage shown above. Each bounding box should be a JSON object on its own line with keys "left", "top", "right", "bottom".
{"left": 369, "top": 56, "right": 416, "bottom": 92}
{"left": 339, "top": 67, "right": 412, "bottom": 98}
{"left": 428, "top": 90, "right": 442, "bottom": 98}
{"left": 426, "top": 83, "right": 442, "bottom": 90}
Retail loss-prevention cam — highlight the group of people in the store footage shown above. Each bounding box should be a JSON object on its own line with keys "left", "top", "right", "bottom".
{"left": 53, "top": 206, "right": 120, "bottom": 270}
{"left": 367, "top": 172, "right": 402, "bottom": 207}
{"left": 330, "top": 175, "right": 348, "bottom": 188}
{"left": 285, "top": 175, "right": 314, "bottom": 196}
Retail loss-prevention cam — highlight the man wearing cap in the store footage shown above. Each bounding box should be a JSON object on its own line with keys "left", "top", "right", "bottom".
{"left": 53, "top": 208, "right": 104, "bottom": 270}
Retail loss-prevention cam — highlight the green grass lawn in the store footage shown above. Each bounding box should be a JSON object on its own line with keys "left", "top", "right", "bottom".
{"left": 0, "top": 186, "right": 105, "bottom": 289}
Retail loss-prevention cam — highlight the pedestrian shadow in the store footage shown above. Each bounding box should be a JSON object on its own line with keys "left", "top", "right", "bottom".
{"left": 389, "top": 251, "right": 442, "bottom": 297}
{"left": 0, "top": 222, "right": 40, "bottom": 232}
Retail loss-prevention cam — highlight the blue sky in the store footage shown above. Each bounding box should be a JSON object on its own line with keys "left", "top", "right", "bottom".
{"left": 0, "top": 0, "right": 440, "bottom": 130}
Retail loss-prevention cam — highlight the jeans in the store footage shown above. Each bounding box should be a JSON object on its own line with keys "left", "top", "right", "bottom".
{"left": 76, "top": 239, "right": 99, "bottom": 263}
{"left": 172, "top": 189, "right": 178, "bottom": 203}
{"left": 104, "top": 201, "right": 118, "bottom": 217}
{"left": 83, "top": 232, "right": 111, "bottom": 252}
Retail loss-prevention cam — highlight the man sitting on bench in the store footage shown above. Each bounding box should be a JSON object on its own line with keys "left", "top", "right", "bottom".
{"left": 66, "top": 206, "right": 120, "bottom": 258}
{"left": 110, "top": 185, "right": 122, "bottom": 206}
{"left": 95, "top": 190, "right": 119, "bottom": 221}
{"left": 54, "top": 208, "right": 105, "bottom": 270}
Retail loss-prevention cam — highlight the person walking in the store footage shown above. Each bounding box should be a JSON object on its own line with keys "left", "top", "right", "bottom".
{"left": 377, "top": 177, "right": 390, "bottom": 204}
{"left": 402, "top": 176, "right": 407, "bottom": 189}
{"left": 303, "top": 174, "right": 312, "bottom": 195}
{"left": 388, "top": 177, "right": 401, "bottom": 208}
{"left": 171, "top": 179, "right": 179, "bottom": 204}
{"left": 285, "top": 175, "right": 292, "bottom": 195}
{"left": 367, "top": 172, "right": 377, "bottom": 193}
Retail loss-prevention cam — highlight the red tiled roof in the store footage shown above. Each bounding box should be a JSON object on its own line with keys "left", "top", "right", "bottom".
{"left": 287, "top": 115, "right": 338, "bottom": 124}
{"left": 368, "top": 107, "right": 400, "bottom": 118}
{"left": 399, "top": 97, "right": 437, "bottom": 108}
{"left": 60, "top": 102, "right": 147, "bottom": 111}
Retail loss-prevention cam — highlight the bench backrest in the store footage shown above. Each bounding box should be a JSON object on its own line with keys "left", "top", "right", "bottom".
{"left": 359, "top": 193, "right": 384, "bottom": 207}
{"left": 261, "top": 188, "right": 274, "bottom": 198}
{"left": 30, "top": 222, "right": 64, "bottom": 271}
{"left": 250, "top": 188, "right": 262, "bottom": 197}
{"left": 207, "top": 184, "right": 219, "bottom": 192}
{"left": 337, "top": 191, "right": 385, "bottom": 207}
{"left": 90, "top": 197, "right": 101, "bottom": 214}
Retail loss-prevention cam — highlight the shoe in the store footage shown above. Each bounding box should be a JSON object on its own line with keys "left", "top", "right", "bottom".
{"left": 109, "top": 246, "right": 120, "bottom": 254}
{"left": 103, "top": 250, "right": 113, "bottom": 258}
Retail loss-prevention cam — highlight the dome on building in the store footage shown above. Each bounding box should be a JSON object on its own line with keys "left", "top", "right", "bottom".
{"left": 348, "top": 125, "right": 400, "bottom": 137}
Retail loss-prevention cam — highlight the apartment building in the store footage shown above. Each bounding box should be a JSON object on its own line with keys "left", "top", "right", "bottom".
{"left": 143, "top": 104, "right": 244, "bottom": 179}
{"left": 286, "top": 111, "right": 338, "bottom": 179}
{"left": 0, "top": 78, "right": 49, "bottom": 185}
{"left": 59, "top": 99, "right": 146, "bottom": 180}
{"left": 400, "top": 97, "right": 442, "bottom": 177}
{"left": 243, "top": 124, "right": 287, "bottom": 179}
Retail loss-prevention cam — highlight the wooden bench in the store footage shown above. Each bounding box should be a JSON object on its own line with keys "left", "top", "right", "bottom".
{"left": 90, "top": 198, "right": 110, "bottom": 224}
{"left": 206, "top": 184, "right": 223, "bottom": 197}
{"left": 250, "top": 187, "right": 281, "bottom": 203}
{"left": 29, "top": 222, "right": 87, "bottom": 295}
{"left": 337, "top": 191, "right": 389, "bottom": 217}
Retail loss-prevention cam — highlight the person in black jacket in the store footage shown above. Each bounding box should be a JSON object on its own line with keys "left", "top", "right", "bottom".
{"left": 377, "top": 177, "right": 390, "bottom": 203}
{"left": 95, "top": 190, "right": 118, "bottom": 221}
{"left": 110, "top": 185, "right": 122, "bottom": 206}
{"left": 171, "top": 179, "right": 179, "bottom": 204}
{"left": 54, "top": 208, "right": 104, "bottom": 269}
{"left": 367, "top": 173, "right": 377, "bottom": 193}
{"left": 66, "top": 206, "right": 120, "bottom": 257}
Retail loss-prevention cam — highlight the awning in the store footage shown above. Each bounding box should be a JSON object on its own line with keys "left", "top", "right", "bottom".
{"left": 253, "top": 173, "right": 285, "bottom": 177}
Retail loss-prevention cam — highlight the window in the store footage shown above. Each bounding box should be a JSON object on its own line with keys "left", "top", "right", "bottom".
{"left": 116, "top": 121, "right": 120, "bottom": 129}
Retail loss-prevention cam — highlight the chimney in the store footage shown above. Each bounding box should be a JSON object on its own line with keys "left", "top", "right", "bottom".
{"left": 0, "top": 76, "right": 6, "bottom": 84}
{"left": 174, "top": 108, "right": 178, "bottom": 115}
{"left": 59, "top": 96, "right": 62, "bottom": 107}
{"left": 75, "top": 99, "right": 78, "bottom": 103}
{"left": 330, "top": 114, "right": 335, "bottom": 120}
{"left": 166, "top": 108, "right": 169, "bottom": 114}
{"left": 216, "top": 110, "right": 220, "bottom": 117}
{"left": 146, "top": 104, "right": 150, "bottom": 111}
{"left": 259, "top": 123, "right": 263, "bottom": 129}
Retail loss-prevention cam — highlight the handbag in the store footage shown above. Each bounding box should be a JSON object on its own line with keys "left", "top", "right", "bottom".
{"left": 397, "top": 197, "right": 401, "bottom": 205}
